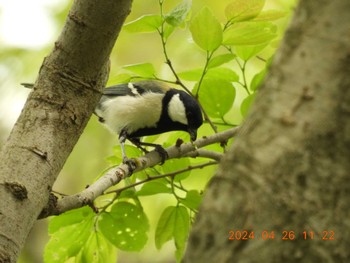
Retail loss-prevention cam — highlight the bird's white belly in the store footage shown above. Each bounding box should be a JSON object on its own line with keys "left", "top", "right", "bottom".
{"left": 101, "top": 93, "right": 163, "bottom": 134}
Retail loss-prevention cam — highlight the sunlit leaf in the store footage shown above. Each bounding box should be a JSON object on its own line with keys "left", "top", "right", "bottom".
{"left": 190, "top": 7, "right": 222, "bottom": 51}
{"left": 208, "top": 53, "right": 235, "bottom": 68}
{"left": 223, "top": 21, "right": 277, "bottom": 46}
{"left": 99, "top": 202, "right": 149, "bottom": 251}
{"left": 107, "top": 73, "right": 133, "bottom": 85}
{"left": 178, "top": 68, "right": 203, "bottom": 81}
{"left": 205, "top": 67, "right": 239, "bottom": 82}
{"left": 178, "top": 67, "right": 238, "bottom": 82}
{"left": 235, "top": 44, "right": 268, "bottom": 60}
{"left": 48, "top": 206, "right": 94, "bottom": 234}
{"left": 252, "top": 9, "right": 287, "bottom": 21}
{"left": 77, "top": 232, "right": 116, "bottom": 263}
{"left": 45, "top": 207, "right": 95, "bottom": 263}
{"left": 163, "top": 23, "right": 176, "bottom": 40}
{"left": 165, "top": 0, "right": 192, "bottom": 27}
{"left": 124, "top": 15, "right": 162, "bottom": 33}
{"left": 225, "top": 0, "right": 265, "bottom": 22}
{"left": 196, "top": 79, "right": 235, "bottom": 118}
{"left": 123, "top": 63, "right": 156, "bottom": 78}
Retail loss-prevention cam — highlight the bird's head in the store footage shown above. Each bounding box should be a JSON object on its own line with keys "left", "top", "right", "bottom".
{"left": 165, "top": 89, "right": 203, "bottom": 141}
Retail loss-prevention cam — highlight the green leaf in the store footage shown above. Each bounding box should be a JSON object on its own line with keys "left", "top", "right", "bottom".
{"left": 240, "top": 94, "right": 256, "bottom": 117}
{"left": 180, "top": 190, "right": 202, "bottom": 210}
{"left": 225, "top": 0, "right": 265, "bottom": 22}
{"left": 45, "top": 207, "right": 95, "bottom": 263}
{"left": 208, "top": 53, "right": 235, "bottom": 69}
{"left": 235, "top": 44, "right": 268, "bottom": 60}
{"left": 155, "top": 206, "right": 177, "bottom": 249}
{"left": 48, "top": 206, "right": 94, "bottom": 234}
{"left": 251, "top": 68, "right": 267, "bottom": 91}
{"left": 155, "top": 205, "right": 190, "bottom": 258}
{"left": 165, "top": 0, "right": 192, "bottom": 27}
{"left": 163, "top": 23, "right": 176, "bottom": 40}
{"left": 118, "top": 188, "right": 137, "bottom": 199}
{"left": 178, "top": 68, "right": 203, "bottom": 81}
{"left": 173, "top": 206, "right": 190, "bottom": 262}
{"left": 162, "top": 158, "right": 191, "bottom": 182}
{"left": 223, "top": 21, "right": 277, "bottom": 46}
{"left": 107, "top": 73, "right": 133, "bottom": 85}
{"left": 137, "top": 181, "right": 172, "bottom": 196}
{"left": 99, "top": 202, "right": 149, "bottom": 251}
{"left": 205, "top": 67, "right": 239, "bottom": 82}
{"left": 178, "top": 67, "right": 238, "bottom": 82}
{"left": 124, "top": 15, "right": 162, "bottom": 33}
{"left": 122, "top": 63, "right": 156, "bottom": 78}
{"left": 190, "top": 7, "right": 223, "bottom": 51}
{"left": 196, "top": 79, "right": 235, "bottom": 118}
{"left": 77, "top": 232, "right": 116, "bottom": 263}
{"left": 252, "top": 9, "right": 287, "bottom": 21}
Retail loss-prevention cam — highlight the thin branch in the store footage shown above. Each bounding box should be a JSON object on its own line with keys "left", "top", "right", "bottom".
{"left": 156, "top": 1, "right": 218, "bottom": 135}
{"left": 157, "top": 1, "right": 191, "bottom": 94}
{"left": 40, "top": 126, "right": 240, "bottom": 218}
{"left": 235, "top": 58, "right": 251, "bottom": 95}
{"left": 194, "top": 50, "right": 214, "bottom": 98}
{"left": 129, "top": 161, "right": 215, "bottom": 188}
{"left": 185, "top": 149, "right": 223, "bottom": 161}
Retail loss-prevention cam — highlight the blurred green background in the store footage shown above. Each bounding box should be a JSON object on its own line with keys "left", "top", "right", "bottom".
{"left": 0, "top": 0, "right": 295, "bottom": 262}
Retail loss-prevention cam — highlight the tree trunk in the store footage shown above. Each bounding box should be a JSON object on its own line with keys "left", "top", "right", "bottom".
{"left": 184, "top": 0, "right": 350, "bottom": 262}
{"left": 0, "top": 0, "right": 132, "bottom": 262}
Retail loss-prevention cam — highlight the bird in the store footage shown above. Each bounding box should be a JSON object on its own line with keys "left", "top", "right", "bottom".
{"left": 94, "top": 80, "right": 203, "bottom": 163}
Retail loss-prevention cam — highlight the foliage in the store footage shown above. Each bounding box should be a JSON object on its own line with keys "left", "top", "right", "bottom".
{"left": 45, "top": 0, "right": 290, "bottom": 262}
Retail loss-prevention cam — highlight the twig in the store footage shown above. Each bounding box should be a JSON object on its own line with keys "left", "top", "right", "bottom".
{"left": 106, "top": 161, "right": 217, "bottom": 195}
{"left": 40, "top": 126, "right": 240, "bottom": 217}
{"left": 156, "top": 2, "right": 218, "bottom": 134}
{"left": 185, "top": 149, "right": 223, "bottom": 161}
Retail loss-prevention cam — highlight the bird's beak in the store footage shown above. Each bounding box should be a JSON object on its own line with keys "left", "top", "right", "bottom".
{"left": 188, "top": 128, "right": 198, "bottom": 142}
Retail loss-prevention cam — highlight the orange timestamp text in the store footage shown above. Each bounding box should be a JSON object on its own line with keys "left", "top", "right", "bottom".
{"left": 228, "top": 230, "right": 335, "bottom": 241}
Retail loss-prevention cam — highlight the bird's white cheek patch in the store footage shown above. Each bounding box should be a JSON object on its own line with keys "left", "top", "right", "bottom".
{"left": 168, "top": 94, "right": 188, "bottom": 125}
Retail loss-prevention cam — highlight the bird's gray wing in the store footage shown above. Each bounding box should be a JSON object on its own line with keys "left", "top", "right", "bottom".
{"left": 103, "top": 81, "right": 168, "bottom": 97}
{"left": 102, "top": 84, "right": 135, "bottom": 97}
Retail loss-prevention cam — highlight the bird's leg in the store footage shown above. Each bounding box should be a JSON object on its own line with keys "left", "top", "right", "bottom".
{"left": 128, "top": 138, "right": 149, "bottom": 154}
{"left": 118, "top": 129, "right": 129, "bottom": 163}
{"left": 129, "top": 138, "right": 168, "bottom": 164}
{"left": 119, "top": 130, "right": 137, "bottom": 172}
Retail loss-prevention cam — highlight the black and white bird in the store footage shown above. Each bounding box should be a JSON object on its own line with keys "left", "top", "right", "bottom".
{"left": 94, "top": 81, "right": 203, "bottom": 162}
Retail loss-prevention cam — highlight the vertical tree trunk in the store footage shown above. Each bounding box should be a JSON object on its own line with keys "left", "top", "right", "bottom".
{"left": 184, "top": 0, "right": 350, "bottom": 262}
{"left": 0, "top": 0, "right": 132, "bottom": 262}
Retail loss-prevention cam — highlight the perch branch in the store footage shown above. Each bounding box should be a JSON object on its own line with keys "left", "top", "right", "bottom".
{"left": 39, "top": 126, "right": 240, "bottom": 218}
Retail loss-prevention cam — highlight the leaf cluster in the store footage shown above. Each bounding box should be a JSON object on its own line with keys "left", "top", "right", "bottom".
{"left": 44, "top": 0, "right": 289, "bottom": 262}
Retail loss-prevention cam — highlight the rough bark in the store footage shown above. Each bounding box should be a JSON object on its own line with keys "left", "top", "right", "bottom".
{"left": 0, "top": 0, "right": 132, "bottom": 262}
{"left": 184, "top": 0, "right": 350, "bottom": 262}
